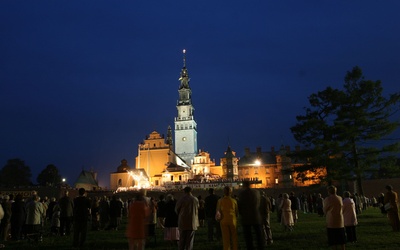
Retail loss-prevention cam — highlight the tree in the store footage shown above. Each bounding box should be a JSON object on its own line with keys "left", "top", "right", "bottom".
{"left": 291, "top": 66, "right": 400, "bottom": 195}
{"left": 37, "top": 164, "right": 62, "bottom": 186}
{"left": 0, "top": 158, "right": 32, "bottom": 187}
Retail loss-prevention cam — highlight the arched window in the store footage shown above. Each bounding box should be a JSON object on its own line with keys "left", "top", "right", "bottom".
{"left": 118, "top": 179, "right": 122, "bottom": 186}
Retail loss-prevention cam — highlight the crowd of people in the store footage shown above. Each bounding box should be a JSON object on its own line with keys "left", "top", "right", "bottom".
{"left": 0, "top": 183, "right": 398, "bottom": 249}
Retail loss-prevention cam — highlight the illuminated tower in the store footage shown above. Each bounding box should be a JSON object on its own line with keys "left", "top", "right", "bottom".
{"left": 174, "top": 49, "right": 198, "bottom": 166}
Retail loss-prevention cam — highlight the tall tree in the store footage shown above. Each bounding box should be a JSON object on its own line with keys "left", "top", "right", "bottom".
{"left": 0, "top": 158, "right": 32, "bottom": 187}
{"left": 291, "top": 66, "right": 400, "bottom": 194}
{"left": 37, "top": 164, "right": 62, "bottom": 186}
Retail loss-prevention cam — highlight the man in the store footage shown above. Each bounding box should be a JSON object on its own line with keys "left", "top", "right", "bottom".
{"left": 260, "top": 191, "right": 273, "bottom": 245}
{"left": 175, "top": 186, "right": 199, "bottom": 250}
{"left": 73, "top": 188, "right": 91, "bottom": 248}
{"left": 289, "top": 191, "right": 300, "bottom": 223}
{"left": 204, "top": 188, "right": 221, "bottom": 241}
{"left": 238, "top": 181, "right": 265, "bottom": 250}
{"left": 58, "top": 190, "right": 74, "bottom": 236}
{"left": 323, "top": 185, "right": 346, "bottom": 250}
{"left": 157, "top": 195, "right": 166, "bottom": 229}
{"left": 383, "top": 185, "right": 400, "bottom": 231}
{"left": 108, "top": 195, "right": 123, "bottom": 230}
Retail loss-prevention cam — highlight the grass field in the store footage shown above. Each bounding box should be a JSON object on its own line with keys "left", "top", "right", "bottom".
{"left": 2, "top": 207, "right": 400, "bottom": 249}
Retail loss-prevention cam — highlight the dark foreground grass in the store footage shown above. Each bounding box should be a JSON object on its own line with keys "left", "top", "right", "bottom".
{"left": 3, "top": 208, "right": 400, "bottom": 249}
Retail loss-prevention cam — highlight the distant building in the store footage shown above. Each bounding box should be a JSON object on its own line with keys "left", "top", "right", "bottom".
{"left": 238, "top": 146, "right": 325, "bottom": 188}
{"left": 108, "top": 51, "right": 324, "bottom": 190}
{"left": 110, "top": 159, "right": 133, "bottom": 190}
{"left": 74, "top": 170, "right": 100, "bottom": 191}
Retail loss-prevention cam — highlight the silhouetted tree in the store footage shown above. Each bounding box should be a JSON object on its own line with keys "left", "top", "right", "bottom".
{"left": 0, "top": 158, "right": 32, "bottom": 187}
{"left": 291, "top": 66, "right": 400, "bottom": 195}
{"left": 37, "top": 164, "right": 62, "bottom": 186}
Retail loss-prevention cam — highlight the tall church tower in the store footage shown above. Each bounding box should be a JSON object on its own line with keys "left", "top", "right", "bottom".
{"left": 174, "top": 49, "right": 198, "bottom": 166}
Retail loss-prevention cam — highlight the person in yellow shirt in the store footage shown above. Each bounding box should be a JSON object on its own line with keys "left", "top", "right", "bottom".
{"left": 216, "top": 186, "right": 238, "bottom": 250}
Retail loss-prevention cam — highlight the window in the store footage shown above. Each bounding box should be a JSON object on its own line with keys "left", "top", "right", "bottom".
{"left": 245, "top": 169, "right": 249, "bottom": 175}
{"left": 155, "top": 180, "right": 159, "bottom": 186}
{"left": 254, "top": 167, "right": 258, "bottom": 175}
{"left": 118, "top": 179, "right": 122, "bottom": 186}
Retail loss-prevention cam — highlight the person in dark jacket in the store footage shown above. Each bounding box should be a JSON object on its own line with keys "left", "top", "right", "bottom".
{"left": 108, "top": 195, "right": 123, "bottom": 230}
{"left": 58, "top": 191, "right": 74, "bottom": 236}
{"left": 204, "top": 188, "right": 221, "bottom": 241}
{"left": 164, "top": 194, "right": 179, "bottom": 246}
{"left": 238, "top": 181, "right": 265, "bottom": 250}
{"left": 10, "top": 194, "right": 26, "bottom": 241}
{"left": 72, "top": 188, "right": 91, "bottom": 248}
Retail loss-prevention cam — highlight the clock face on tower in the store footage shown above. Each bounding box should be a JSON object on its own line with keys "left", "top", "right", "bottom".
{"left": 182, "top": 137, "right": 187, "bottom": 141}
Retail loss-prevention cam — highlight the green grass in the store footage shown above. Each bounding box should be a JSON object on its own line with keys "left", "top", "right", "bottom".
{"left": 3, "top": 207, "right": 400, "bottom": 249}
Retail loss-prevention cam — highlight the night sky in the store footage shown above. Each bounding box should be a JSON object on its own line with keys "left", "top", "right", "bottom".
{"left": 1, "top": 1, "right": 400, "bottom": 187}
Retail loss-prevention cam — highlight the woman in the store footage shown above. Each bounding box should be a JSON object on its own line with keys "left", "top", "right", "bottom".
{"left": 383, "top": 185, "right": 400, "bottom": 231}
{"left": 163, "top": 194, "right": 179, "bottom": 246}
{"left": 126, "top": 190, "right": 150, "bottom": 250}
{"left": 217, "top": 186, "right": 239, "bottom": 250}
{"left": 280, "top": 193, "right": 294, "bottom": 231}
{"left": 343, "top": 191, "right": 358, "bottom": 243}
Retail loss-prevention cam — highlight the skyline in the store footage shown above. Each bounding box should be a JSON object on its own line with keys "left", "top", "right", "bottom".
{"left": 1, "top": 1, "right": 400, "bottom": 187}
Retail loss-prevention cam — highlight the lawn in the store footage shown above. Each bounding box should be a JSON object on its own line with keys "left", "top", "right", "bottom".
{"left": 3, "top": 207, "right": 399, "bottom": 249}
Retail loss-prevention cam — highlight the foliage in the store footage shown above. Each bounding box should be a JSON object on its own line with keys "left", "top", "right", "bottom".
{"left": 0, "top": 158, "right": 32, "bottom": 187}
{"left": 36, "top": 164, "right": 62, "bottom": 186}
{"left": 291, "top": 66, "right": 400, "bottom": 194}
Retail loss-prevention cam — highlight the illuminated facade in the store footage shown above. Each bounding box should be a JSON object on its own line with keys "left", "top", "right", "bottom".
{"left": 237, "top": 146, "right": 325, "bottom": 188}
{"left": 109, "top": 50, "right": 324, "bottom": 190}
{"left": 174, "top": 50, "right": 198, "bottom": 166}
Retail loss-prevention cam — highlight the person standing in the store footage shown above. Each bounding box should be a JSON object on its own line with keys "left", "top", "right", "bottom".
{"left": 157, "top": 195, "right": 167, "bottom": 229}
{"left": 238, "top": 180, "right": 265, "bottom": 250}
{"left": 280, "top": 193, "right": 294, "bottom": 231}
{"left": 323, "top": 185, "right": 346, "bottom": 250}
{"left": 99, "top": 196, "right": 110, "bottom": 230}
{"left": 204, "top": 188, "right": 221, "bottom": 241}
{"left": 260, "top": 191, "right": 273, "bottom": 245}
{"left": 289, "top": 192, "right": 300, "bottom": 223}
{"left": 383, "top": 185, "right": 400, "bottom": 231}
{"left": 10, "top": 194, "right": 26, "bottom": 241}
{"left": 342, "top": 191, "right": 358, "bottom": 243}
{"left": 175, "top": 186, "right": 199, "bottom": 250}
{"left": 58, "top": 190, "right": 74, "bottom": 236}
{"left": 108, "top": 195, "right": 123, "bottom": 230}
{"left": 0, "top": 195, "right": 11, "bottom": 241}
{"left": 72, "top": 188, "right": 91, "bottom": 248}
{"left": 126, "top": 190, "right": 150, "bottom": 250}
{"left": 216, "top": 186, "right": 238, "bottom": 250}
{"left": 197, "top": 196, "right": 205, "bottom": 227}
{"left": 25, "top": 195, "right": 45, "bottom": 240}
{"left": 163, "top": 194, "right": 179, "bottom": 246}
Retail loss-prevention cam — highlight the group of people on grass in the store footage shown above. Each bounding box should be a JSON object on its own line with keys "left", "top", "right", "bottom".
{"left": 0, "top": 183, "right": 398, "bottom": 250}
{"left": 322, "top": 184, "right": 399, "bottom": 250}
{"left": 125, "top": 181, "right": 273, "bottom": 250}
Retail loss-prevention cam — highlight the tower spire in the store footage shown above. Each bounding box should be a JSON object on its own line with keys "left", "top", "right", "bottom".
{"left": 183, "top": 49, "right": 186, "bottom": 68}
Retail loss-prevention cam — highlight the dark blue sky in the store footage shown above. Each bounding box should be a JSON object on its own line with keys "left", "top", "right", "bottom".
{"left": 1, "top": 1, "right": 399, "bottom": 187}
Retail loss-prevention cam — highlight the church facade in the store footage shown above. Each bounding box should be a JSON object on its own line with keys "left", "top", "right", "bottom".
{"left": 110, "top": 50, "right": 324, "bottom": 190}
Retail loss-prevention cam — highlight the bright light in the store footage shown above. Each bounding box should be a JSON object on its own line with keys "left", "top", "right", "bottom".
{"left": 115, "top": 171, "right": 154, "bottom": 193}
{"left": 62, "top": 178, "right": 66, "bottom": 182}
{"left": 255, "top": 159, "right": 261, "bottom": 166}
{"left": 183, "top": 49, "right": 186, "bottom": 53}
